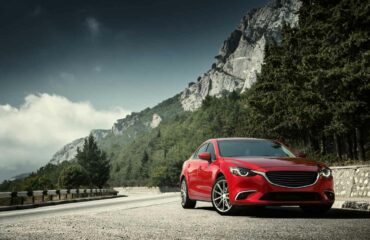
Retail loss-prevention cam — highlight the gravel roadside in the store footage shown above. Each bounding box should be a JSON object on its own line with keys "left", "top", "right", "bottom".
{"left": 1, "top": 195, "right": 370, "bottom": 240}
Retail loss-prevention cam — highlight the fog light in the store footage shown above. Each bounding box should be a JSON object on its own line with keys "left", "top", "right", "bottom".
{"left": 235, "top": 190, "right": 256, "bottom": 200}
{"left": 324, "top": 191, "right": 335, "bottom": 200}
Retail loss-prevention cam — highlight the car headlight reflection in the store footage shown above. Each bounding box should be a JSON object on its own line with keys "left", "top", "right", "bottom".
{"left": 320, "top": 168, "right": 332, "bottom": 178}
{"left": 229, "top": 167, "right": 257, "bottom": 177}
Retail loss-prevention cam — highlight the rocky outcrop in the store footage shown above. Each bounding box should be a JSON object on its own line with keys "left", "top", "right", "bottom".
{"left": 149, "top": 114, "right": 162, "bottom": 129}
{"left": 111, "top": 112, "right": 162, "bottom": 140}
{"left": 112, "top": 113, "right": 140, "bottom": 135}
{"left": 180, "top": 69, "right": 245, "bottom": 111}
{"left": 180, "top": 0, "right": 302, "bottom": 111}
{"left": 50, "top": 138, "right": 84, "bottom": 164}
{"left": 91, "top": 129, "right": 110, "bottom": 142}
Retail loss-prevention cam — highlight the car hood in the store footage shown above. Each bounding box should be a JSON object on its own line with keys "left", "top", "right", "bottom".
{"left": 223, "top": 157, "right": 324, "bottom": 172}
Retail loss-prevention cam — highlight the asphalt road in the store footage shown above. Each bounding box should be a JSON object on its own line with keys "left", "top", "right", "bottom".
{"left": 1, "top": 192, "right": 370, "bottom": 240}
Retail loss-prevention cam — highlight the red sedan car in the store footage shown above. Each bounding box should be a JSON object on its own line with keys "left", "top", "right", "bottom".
{"left": 180, "top": 138, "right": 334, "bottom": 215}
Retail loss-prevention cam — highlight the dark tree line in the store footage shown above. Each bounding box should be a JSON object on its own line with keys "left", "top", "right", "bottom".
{"left": 246, "top": 0, "right": 369, "bottom": 160}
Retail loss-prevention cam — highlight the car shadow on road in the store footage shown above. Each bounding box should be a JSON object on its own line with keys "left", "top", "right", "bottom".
{"left": 195, "top": 206, "right": 370, "bottom": 219}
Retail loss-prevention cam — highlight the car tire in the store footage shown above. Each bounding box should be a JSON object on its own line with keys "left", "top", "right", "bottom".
{"left": 300, "top": 204, "right": 332, "bottom": 215}
{"left": 180, "top": 178, "right": 196, "bottom": 209}
{"left": 211, "top": 176, "right": 236, "bottom": 215}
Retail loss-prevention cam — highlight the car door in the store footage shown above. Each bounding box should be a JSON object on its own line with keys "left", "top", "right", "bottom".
{"left": 197, "top": 142, "right": 217, "bottom": 201}
{"left": 187, "top": 143, "right": 209, "bottom": 199}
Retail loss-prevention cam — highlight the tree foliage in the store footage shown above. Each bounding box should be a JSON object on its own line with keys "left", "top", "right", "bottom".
{"left": 76, "top": 134, "right": 110, "bottom": 188}
{"left": 246, "top": 0, "right": 369, "bottom": 159}
{"left": 58, "top": 164, "right": 90, "bottom": 189}
{"left": 109, "top": 94, "right": 251, "bottom": 186}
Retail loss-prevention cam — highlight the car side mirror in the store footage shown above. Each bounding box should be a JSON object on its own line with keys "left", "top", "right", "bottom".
{"left": 198, "top": 152, "right": 211, "bottom": 161}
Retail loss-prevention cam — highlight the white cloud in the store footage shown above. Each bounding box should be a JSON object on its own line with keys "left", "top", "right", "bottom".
{"left": 0, "top": 93, "right": 129, "bottom": 181}
{"left": 85, "top": 17, "right": 100, "bottom": 36}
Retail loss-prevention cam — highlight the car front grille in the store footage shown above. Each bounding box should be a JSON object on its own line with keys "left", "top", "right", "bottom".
{"left": 265, "top": 171, "right": 318, "bottom": 188}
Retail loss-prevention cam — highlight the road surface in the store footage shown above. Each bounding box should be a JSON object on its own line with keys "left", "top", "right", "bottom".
{"left": 1, "top": 192, "right": 370, "bottom": 240}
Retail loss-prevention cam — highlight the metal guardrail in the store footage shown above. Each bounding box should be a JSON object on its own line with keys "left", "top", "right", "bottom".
{"left": 0, "top": 189, "right": 118, "bottom": 206}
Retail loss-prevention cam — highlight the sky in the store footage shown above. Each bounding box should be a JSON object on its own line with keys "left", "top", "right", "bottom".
{"left": 0, "top": 0, "right": 267, "bottom": 181}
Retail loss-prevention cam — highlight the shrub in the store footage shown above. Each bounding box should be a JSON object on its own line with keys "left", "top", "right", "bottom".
{"left": 58, "top": 164, "right": 90, "bottom": 189}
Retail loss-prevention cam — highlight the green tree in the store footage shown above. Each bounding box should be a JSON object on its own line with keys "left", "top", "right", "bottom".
{"left": 58, "top": 164, "right": 90, "bottom": 189}
{"left": 125, "top": 159, "right": 132, "bottom": 180}
{"left": 76, "top": 134, "right": 110, "bottom": 188}
{"left": 22, "top": 174, "right": 53, "bottom": 191}
{"left": 149, "top": 160, "right": 182, "bottom": 187}
{"left": 139, "top": 151, "right": 150, "bottom": 179}
{"left": 246, "top": 0, "right": 369, "bottom": 160}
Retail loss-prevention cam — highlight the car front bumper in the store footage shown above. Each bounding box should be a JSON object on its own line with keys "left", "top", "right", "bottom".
{"left": 227, "top": 172, "right": 334, "bottom": 206}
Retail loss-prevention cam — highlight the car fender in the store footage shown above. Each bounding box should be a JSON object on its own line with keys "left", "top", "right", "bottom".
{"left": 180, "top": 161, "right": 189, "bottom": 183}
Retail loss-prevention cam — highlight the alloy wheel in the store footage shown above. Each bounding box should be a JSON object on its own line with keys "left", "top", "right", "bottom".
{"left": 212, "top": 179, "right": 232, "bottom": 213}
{"left": 181, "top": 179, "right": 187, "bottom": 206}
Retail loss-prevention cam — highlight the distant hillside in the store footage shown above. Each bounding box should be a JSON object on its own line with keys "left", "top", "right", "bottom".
{"left": 8, "top": 172, "right": 30, "bottom": 181}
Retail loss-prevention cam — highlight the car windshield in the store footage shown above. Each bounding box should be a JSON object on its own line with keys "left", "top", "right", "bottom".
{"left": 218, "top": 139, "right": 295, "bottom": 158}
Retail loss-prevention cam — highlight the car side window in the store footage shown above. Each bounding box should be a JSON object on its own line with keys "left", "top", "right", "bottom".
{"left": 206, "top": 143, "right": 216, "bottom": 161}
{"left": 193, "top": 143, "right": 209, "bottom": 159}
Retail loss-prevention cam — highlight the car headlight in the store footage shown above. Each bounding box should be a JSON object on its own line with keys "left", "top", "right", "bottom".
{"left": 320, "top": 168, "right": 332, "bottom": 178}
{"left": 229, "top": 167, "right": 256, "bottom": 177}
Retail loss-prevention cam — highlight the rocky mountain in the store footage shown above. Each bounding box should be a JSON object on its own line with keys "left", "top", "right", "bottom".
{"left": 180, "top": 0, "right": 301, "bottom": 111}
{"left": 49, "top": 0, "right": 302, "bottom": 164}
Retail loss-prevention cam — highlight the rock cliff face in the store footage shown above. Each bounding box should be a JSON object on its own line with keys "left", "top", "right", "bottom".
{"left": 112, "top": 113, "right": 140, "bottom": 135}
{"left": 48, "top": 0, "right": 302, "bottom": 164}
{"left": 180, "top": 0, "right": 301, "bottom": 111}
{"left": 149, "top": 113, "right": 162, "bottom": 129}
{"left": 111, "top": 112, "right": 163, "bottom": 140}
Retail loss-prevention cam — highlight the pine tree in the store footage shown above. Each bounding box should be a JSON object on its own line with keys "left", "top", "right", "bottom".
{"left": 76, "top": 134, "right": 110, "bottom": 188}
